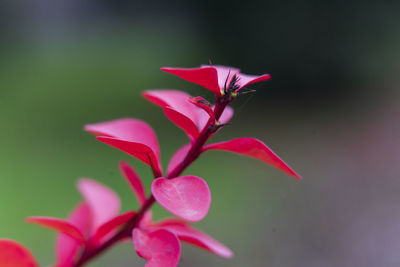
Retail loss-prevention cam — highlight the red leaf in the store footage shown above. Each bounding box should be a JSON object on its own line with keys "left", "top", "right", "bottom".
{"left": 156, "top": 223, "right": 233, "bottom": 258}
{"left": 236, "top": 73, "right": 271, "bottom": 90}
{"left": 152, "top": 218, "right": 189, "bottom": 228}
{"left": 90, "top": 211, "right": 136, "bottom": 246}
{"left": 219, "top": 106, "right": 234, "bottom": 124}
{"left": 166, "top": 143, "right": 191, "bottom": 176}
{"left": 143, "top": 90, "right": 203, "bottom": 140}
{"left": 203, "top": 137, "right": 301, "bottom": 179}
{"left": 132, "top": 228, "right": 181, "bottom": 267}
{"left": 197, "top": 105, "right": 234, "bottom": 130}
{"left": 56, "top": 203, "right": 92, "bottom": 267}
{"left": 207, "top": 65, "right": 240, "bottom": 90}
{"left": 0, "top": 239, "right": 38, "bottom": 267}
{"left": 151, "top": 176, "right": 211, "bottom": 222}
{"left": 162, "top": 65, "right": 270, "bottom": 95}
{"left": 120, "top": 161, "right": 146, "bottom": 205}
{"left": 77, "top": 179, "right": 120, "bottom": 233}
{"left": 139, "top": 210, "right": 154, "bottom": 228}
{"left": 26, "top": 217, "right": 85, "bottom": 243}
{"left": 203, "top": 65, "right": 270, "bottom": 92}
{"left": 143, "top": 90, "right": 200, "bottom": 124}
{"left": 164, "top": 107, "right": 199, "bottom": 140}
{"left": 161, "top": 66, "right": 220, "bottom": 96}
{"left": 188, "top": 96, "right": 215, "bottom": 121}
{"left": 96, "top": 137, "right": 162, "bottom": 175}
{"left": 85, "top": 118, "right": 162, "bottom": 175}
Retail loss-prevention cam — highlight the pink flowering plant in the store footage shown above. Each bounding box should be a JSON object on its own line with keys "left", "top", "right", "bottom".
{"left": 0, "top": 64, "right": 301, "bottom": 267}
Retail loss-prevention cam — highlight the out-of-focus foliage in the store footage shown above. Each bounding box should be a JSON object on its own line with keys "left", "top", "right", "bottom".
{"left": 1, "top": 0, "right": 400, "bottom": 266}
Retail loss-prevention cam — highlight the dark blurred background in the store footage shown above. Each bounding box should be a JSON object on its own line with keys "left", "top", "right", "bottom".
{"left": 1, "top": 1, "right": 400, "bottom": 266}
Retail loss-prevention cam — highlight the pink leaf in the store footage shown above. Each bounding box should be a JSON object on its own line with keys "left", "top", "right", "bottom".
{"left": 77, "top": 179, "right": 121, "bottom": 232}
{"left": 203, "top": 138, "right": 301, "bottom": 179}
{"left": 166, "top": 144, "right": 191, "bottom": 177}
{"left": 205, "top": 65, "right": 269, "bottom": 91}
{"left": 0, "top": 239, "right": 38, "bottom": 267}
{"left": 189, "top": 97, "right": 215, "bottom": 130}
{"left": 139, "top": 210, "right": 154, "bottom": 228}
{"left": 164, "top": 107, "right": 199, "bottom": 140}
{"left": 162, "top": 65, "right": 270, "bottom": 95}
{"left": 208, "top": 65, "right": 240, "bottom": 91}
{"left": 56, "top": 203, "right": 92, "bottom": 267}
{"left": 151, "top": 176, "right": 211, "bottom": 222}
{"left": 119, "top": 161, "right": 146, "bottom": 205}
{"left": 26, "top": 217, "right": 85, "bottom": 243}
{"left": 90, "top": 211, "right": 136, "bottom": 246}
{"left": 236, "top": 73, "right": 271, "bottom": 91}
{"left": 143, "top": 90, "right": 189, "bottom": 107}
{"left": 161, "top": 66, "right": 220, "bottom": 96}
{"left": 219, "top": 106, "right": 234, "bottom": 124}
{"left": 132, "top": 228, "right": 181, "bottom": 267}
{"left": 85, "top": 118, "right": 162, "bottom": 175}
{"left": 96, "top": 137, "right": 162, "bottom": 176}
{"left": 188, "top": 96, "right": 215, "bottom": 120}
{"left": 151, "top": 218, "right": 189, "bottom": 228}
{"left": 143, "top": 90, "right": 200, "bottom": 124}
{"left": 197, "top": 106, "right": 234, "bottom": 130}
{"left": 155, "top": 222, "right": 233, "bottom": 259}
{"left": 143, "top": 90, "right": 202, "bottom": 140}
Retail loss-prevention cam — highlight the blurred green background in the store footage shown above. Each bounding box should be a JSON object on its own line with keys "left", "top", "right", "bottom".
{"left": 1, "top": 1, "right": 400, "bottom": 266}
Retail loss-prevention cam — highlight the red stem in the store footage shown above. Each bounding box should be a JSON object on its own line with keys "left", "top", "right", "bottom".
{"left": 73, "top": 98, "right": 230, "bottom": 267}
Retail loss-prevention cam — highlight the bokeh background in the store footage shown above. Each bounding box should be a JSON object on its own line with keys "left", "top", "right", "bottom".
{"left": 1, "top": 1, "right": 400, "bottom": 266}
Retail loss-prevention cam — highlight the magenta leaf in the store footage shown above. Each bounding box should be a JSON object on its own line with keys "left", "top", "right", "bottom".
{"left": 197, "top": 105, "right": 234, "bottom": 130}
{"left": 143, "top": 90, "right": 199, "bottom": 125}
{"left": 161, "top": 66, "right": 220, "bottom": 96}
{"left": 151, "top": 176, "right": 211, "bottom": 222}
{"left": 85, "top": 118, "right": 162, "bottom": 175}
{"left": 26, "top": 217, "right": 85, "bottom": 243}
{"left": 119, "top": 161, "right": 146, "bottom": 205}
{"left": 203, "top": 137, "right": 301, "bottom": 179}
{"left": 132, "top": 228, "right": 181, "bottom": 267}
{"left": 77, "top": 179, "right": 121, "bottom": 233}
{"left": 219, "top": 106, "right": 234, "bottom": 124}
{"left": 166, "top": 143, "right": 191, "bottom": 176}
{"left": 205, "top": 65, "right": 270, "bottom": 92}
{"left": 164, "top": 106, "right": 199, "bottom": 140}
{"left": 0, "top": 239, "right": 39, "bottom": 267}
{"left": 189, "top": 96, "right": 215, "bottom": 120}
{"left": 151, "top": 218, "right": 189, "bottom": 228}
{"left": 155, "top": 222, "right": 233, "bottom": 258}
{"left": 235, "top": 73, "right": 271, "bottom": 90}
{"left": 143, "top": 90, "right": 202, "bottom": 140}
{"left": 207, "top": 65, "right": 240, "bottom": 90}
{"left": 96, "top": 137, "right": 162, "bottom": 175}
{"left": 162, "top": 65, "right": 270, "bottom": 95}
{"left": 90, "top": 211, "right": 136, "bottom": 246}
{"left": 56, "top": 203, "right": 92, "bottom": 267}
{"left": 142, "top": 89, "right": 230, "bottom": 138}
{"left": 139, "top": 210, "right": 154, "bottom": 228}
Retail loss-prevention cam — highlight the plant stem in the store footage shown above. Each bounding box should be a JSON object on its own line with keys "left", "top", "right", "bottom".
{"left": 73, "top": 98, "right": 229, "bottom": 267}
